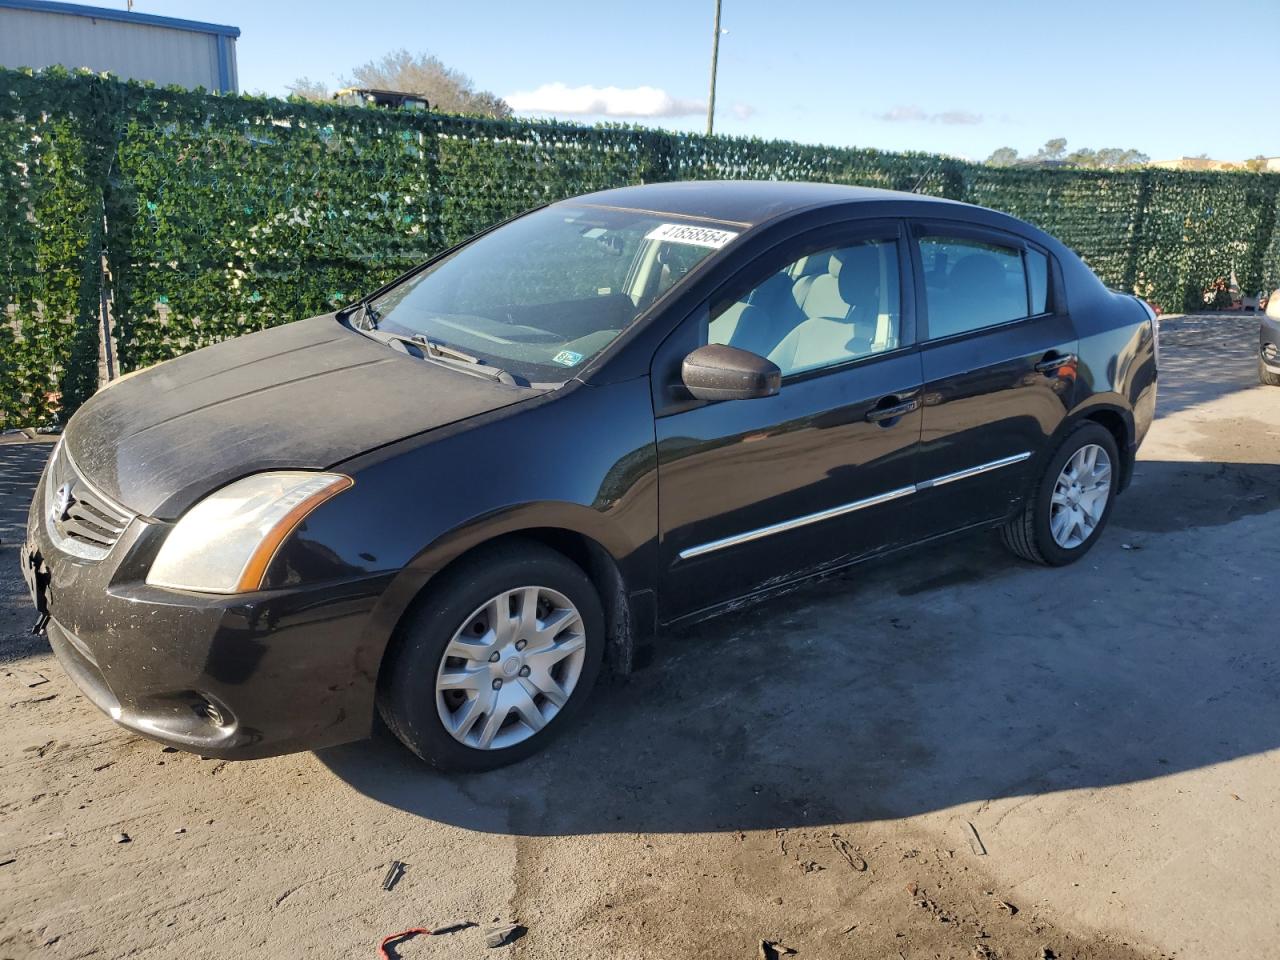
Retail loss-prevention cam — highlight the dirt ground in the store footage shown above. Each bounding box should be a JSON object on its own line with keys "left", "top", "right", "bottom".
{"left": 2, "top": 313, "right": 1277, "bottom": 960}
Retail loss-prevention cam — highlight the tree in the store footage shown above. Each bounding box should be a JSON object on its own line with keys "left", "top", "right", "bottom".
{"left": 286, "top": 76, "right": 329, "bottom": 102}
{"left": 1035, "top": 138, "right": 1068, "bottom": 161}
{"left": 286, "top": 51, "right": 512, "bottom": 117}
{"left": 986, "top": 140, "right": 1150, "bottom": 169}
{"left": 986, "top": 146, "right": 1019, "bottom": 166}
{"left": 1067, "top": 146, "right": 1149, "bottom": 169}
{"left": 1066, "top": 147, "right": 1098, "bottom": 167}
{"left": 1118, "top": 148, "right": 1149, "bottom": 167}
{"left": 346, "top": 49, "right": 512, "bottom": 117}
{"left": 1245, "top": 155, "right": 1269, "bottom": 172}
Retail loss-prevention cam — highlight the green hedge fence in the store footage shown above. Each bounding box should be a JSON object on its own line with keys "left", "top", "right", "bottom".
{"left": 3, "top": 67, "right": 1278, "bottom": 427}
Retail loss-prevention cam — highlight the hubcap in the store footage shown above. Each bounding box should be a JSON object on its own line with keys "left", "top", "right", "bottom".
{"left": 435, "top": 585, "right": 587, "bottom": 751}
{"left": 1049, "top": 443, "right": 1112, "bottom": 549}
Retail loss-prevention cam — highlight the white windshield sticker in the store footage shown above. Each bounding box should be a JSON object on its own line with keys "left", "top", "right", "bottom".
{"left": 644, "top": 222, "right": 739, "bottom": 249}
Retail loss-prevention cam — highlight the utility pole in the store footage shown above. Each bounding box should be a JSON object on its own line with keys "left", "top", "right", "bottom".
{"left": 706, "top": 0, "right": 721, "bottom": 136}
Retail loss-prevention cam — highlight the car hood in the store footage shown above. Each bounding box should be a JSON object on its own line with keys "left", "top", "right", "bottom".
{"left": 65, "top": 315, "right": 538, "bottom": 519}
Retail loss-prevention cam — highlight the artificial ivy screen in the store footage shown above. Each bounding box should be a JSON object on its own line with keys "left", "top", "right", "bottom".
{"left": 2, "top": 67, "right": 1278, "bottom": 427}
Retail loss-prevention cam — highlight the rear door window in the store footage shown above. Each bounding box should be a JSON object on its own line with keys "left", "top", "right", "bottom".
{"left": 917, "top": 235, "right": 1039, "bottom": 339}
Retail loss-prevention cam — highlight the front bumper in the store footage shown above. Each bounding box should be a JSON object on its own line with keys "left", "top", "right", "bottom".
{"left": 24, "top": 452, "right": 394, "bottom": 759}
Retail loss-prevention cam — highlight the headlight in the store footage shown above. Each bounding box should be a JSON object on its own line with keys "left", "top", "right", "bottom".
{"left": 146, "top": 472, "right": 352, "bottom": 594}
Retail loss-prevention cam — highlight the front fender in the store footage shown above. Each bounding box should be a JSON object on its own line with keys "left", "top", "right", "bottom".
{"left": 368, "top": 497, "right": 653, "bottom": 655}
{"left": 268, "top": 376, "right": 660, "bottom": 678}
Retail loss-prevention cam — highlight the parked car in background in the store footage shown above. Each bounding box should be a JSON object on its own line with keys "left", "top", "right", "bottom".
{"left": 20, "top": 181, "right": 1158, "bottom": 771}
{"left": 332, "top": 87, "right": 429, "bottom": 110}
{"left": 1260, "top": 290, "right": 1280, "bottom": 386}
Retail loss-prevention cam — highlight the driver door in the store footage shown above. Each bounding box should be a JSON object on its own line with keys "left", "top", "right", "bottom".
{"left": 652, "top": 220, "right": 925, "bottom": 621}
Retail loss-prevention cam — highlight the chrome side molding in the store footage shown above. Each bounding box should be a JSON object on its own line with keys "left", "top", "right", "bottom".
{"left": 678, "top": 451, "right": 1032, "bottom": 561}
{"left": 678, "top": 485, "right": 916, "bottom": 560}
{"left": 914, "top": 451, "right": 1031, "bottom": 490}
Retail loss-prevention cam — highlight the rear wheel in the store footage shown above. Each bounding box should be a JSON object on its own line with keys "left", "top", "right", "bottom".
{"left": 1001, "top": 421, "right": 1120, "bottom": 566}
{"left": 1260, "top": 357, "right": 1280, "bottom": 386}
{"left": 378, "top": 540, "right": 605, "bottom": 771}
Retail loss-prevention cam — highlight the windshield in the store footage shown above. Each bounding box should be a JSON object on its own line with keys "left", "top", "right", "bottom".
{"left": 365, "top": 204, "right": 741, "bottom": 383}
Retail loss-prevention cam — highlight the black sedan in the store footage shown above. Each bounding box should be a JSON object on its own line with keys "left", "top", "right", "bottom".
{"left": 21, "top": 181, "right": 1157, "bottom": 771}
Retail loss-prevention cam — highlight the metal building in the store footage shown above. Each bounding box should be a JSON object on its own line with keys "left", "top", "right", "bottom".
{"left": 0, "top": 0, "right": 239, "bottom": 93}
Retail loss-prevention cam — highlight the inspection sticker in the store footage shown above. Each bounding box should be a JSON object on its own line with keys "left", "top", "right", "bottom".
{"left": 552, "top": 350, "right": 584, "bottom": 367}
{"left": 644, "top": 222, "right": 740, "bottom": 249}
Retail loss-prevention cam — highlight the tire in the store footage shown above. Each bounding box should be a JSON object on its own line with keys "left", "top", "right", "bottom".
{"left": 377, "top": 539, "right": 605, "bottom": 772}
{"left": 1001, "top": 421, "right": 1120, "bottom": 566}
{"left": 1260, "top": 357, "right": 1280, "bottom": 387}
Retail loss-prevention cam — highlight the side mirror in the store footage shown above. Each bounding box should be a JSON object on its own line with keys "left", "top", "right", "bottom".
{"left": 681, "top": 344, "right": 781, "bottom": 402}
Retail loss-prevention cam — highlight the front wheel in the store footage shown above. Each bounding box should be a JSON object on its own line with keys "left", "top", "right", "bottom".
{"left": 1001, "top": 422, "right": 1120, "bottom": 566}
{"left": 377, "top": 540, "right": 605, "bottom": 772}
{"left": 1260, "top": 357, "right": 1280, "bottom": 387}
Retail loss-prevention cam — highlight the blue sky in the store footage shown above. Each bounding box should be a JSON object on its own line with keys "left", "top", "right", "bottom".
{"left": 74, "top": 0, "right": 1280, "bottom": 160}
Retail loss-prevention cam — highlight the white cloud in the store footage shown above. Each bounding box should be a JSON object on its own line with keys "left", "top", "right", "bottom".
{"left": 505, "top": 82, "right": 705, "bottom": 118}
{"left": 731, "top": 102, "right": 756, "bottom": 121}
{"left": 877, "top": 105, "right": 927, "bottom": 123}
{"left": 875, "top": 105, "right": 984, "bottom": 126}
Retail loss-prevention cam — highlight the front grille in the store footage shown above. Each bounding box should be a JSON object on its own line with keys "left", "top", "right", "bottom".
{"left": 44, "top": 442, "right": 135, "bottom": 561}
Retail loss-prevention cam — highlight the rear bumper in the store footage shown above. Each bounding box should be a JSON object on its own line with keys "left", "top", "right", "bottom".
{"left": 25, "top": 458, "right": 395, "bottom": 760}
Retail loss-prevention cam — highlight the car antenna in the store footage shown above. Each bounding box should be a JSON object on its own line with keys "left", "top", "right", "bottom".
{"left": 909, "top": 168, "right": 936, "bottom": 194}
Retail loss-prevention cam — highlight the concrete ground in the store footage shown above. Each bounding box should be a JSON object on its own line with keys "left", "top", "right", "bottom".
{"left": 1, "top": 314, "right": 1277, "bottom": 960}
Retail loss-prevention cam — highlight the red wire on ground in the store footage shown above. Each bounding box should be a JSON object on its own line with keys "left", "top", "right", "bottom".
{"left": 377, "top": 926, "right": 435, "bottom": 959}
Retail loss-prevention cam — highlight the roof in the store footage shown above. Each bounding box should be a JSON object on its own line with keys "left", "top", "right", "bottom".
{"left": 0, "top": 0, "right": 240, "bottom": 38}
{"left": 568, "top": 180, "right": 962, "bottom": 227}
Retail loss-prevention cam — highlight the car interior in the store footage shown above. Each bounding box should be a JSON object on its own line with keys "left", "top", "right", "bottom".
{"left": 918, "top": 237, "right": 1030, "bottom": 338}
{"left": 708, "top": 240, "right": 901, "bottom": 376}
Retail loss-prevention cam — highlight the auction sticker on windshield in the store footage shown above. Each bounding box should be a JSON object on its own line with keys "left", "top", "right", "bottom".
{"left": 644, "top": 222, "right": 739, "bottom": 249}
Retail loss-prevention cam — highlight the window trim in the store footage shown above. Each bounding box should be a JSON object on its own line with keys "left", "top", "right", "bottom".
{"left": 1024, "top": 246, "right": 1052, "bottom": 318}
{"left": 908, "top": 220, "right": 1060, "bottom": 345}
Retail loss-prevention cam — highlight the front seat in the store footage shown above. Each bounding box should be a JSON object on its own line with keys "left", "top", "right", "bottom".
{"left": 726, "top": 271, "right": 807, "bottom": 359}
{"left": 768, "top": 244, "right": 884, "bottom": 374}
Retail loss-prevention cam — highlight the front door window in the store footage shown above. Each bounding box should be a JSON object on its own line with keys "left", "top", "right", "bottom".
{"left": 707, "top": 239, "right": 902, "bottom": 376}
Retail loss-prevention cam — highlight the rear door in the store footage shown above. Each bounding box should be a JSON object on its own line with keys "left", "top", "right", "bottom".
{"left": 652, "top": 220, "right": 925, "bottom": 621}
{"left": 908, "top": 221, "right": 1077, "bottom": 533}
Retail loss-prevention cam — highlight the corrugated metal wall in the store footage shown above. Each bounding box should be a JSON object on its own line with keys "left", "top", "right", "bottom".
{"left": 0, "top": 7, "right": 237, "bottom": 92}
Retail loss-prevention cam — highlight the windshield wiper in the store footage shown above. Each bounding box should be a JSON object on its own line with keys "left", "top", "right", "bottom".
{"left": 358, "top": 301, "right": 381, "bottom": 330}
{"left": 378, "top": 330, "right": 520, "bottom": 386}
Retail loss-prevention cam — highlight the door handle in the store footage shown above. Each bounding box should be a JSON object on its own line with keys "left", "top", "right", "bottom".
{"left": 865, "top": 396, "right": 920, "bottom": 423}
{"left": 1034, "top": 352, "right": 1077, "bottom": 375}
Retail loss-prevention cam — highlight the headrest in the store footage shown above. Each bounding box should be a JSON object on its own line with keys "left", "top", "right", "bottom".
{"left": 949, "top": 253, "right": 1004, "bottom": 290}
{"left": 749, "top": 272, "right": 798, "bottom": 316}
{"left": 836, "top": 243, "right": 883, "bottom": 311}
